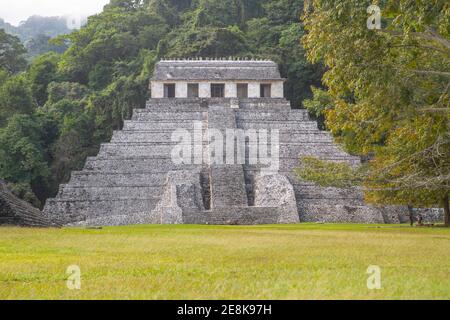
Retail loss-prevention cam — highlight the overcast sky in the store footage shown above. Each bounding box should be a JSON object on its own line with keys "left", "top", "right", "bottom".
{"left": 0, "top": 0, "right": 110, "bottom": 25}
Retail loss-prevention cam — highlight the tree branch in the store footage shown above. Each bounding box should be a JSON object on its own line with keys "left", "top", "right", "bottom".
{"left": 427, "top": 28, "right": 450, "bottom": 52}
{"left": 411, "top": 70, "right": 450, "bottom": 77}
{"left": 378, "top": 28, "right": 450, "bottom": 53}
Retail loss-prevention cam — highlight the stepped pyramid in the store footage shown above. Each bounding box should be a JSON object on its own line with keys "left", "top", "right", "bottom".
{"left": 44, "top": 60, "right": 407, "bottom": 226}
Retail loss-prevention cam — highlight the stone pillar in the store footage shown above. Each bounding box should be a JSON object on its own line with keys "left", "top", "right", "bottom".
{"left": 151, "top": 82, "right": 164, "bottom": 98}
{"left": 225, "top": 82, "right": 237, "bottom": 98}
{"left": 272, "top": 81, "right": 284, "bottom": 98}
{"left": 199, "top": 82, "right": 211, "bottom": 98}
{"left": 248, "top": 82, "right": 260, "bottom": 98}
{"left": 175, "top": 81, "right": 188, "bottom": 98}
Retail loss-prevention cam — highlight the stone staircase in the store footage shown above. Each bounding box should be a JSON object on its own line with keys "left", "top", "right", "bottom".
{"left": 44, "top": 100, "right": 207, "bottom": 226}
{"left": 234, "top": 102, "right": 389, "bottom": 223}
{"left": 44, "top": 98, "right": 406, "bottom": 226}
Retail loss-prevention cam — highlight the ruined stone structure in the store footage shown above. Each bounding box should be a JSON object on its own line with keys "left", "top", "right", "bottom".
{"left": 0, "top": 180, "right": 52, "bottom": 227}
{"left": 44, "top": 59, "right": 410, "bottom": 226}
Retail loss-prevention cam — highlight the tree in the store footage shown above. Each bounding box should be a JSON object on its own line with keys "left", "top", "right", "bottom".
{"left": 299, "top": 0, "right": 450, "bottom": 225}
{"left": 51, "top": 111, "right": 96, "bottom": 186}
{"left": 0, "top": 114, "right": 57, "bottom": 207}
{"left": 11, "top": 16, "right": 71, "bottom": 42}
{"left": 0, "top": 68, "right": 8, "bottom": 85}
{"left": 165, "top": 26, "right": 250, "bottom": 58}
{"left": 303, "top": 86, "right": 334, "bottom": 130}
{"left": 28, "top": 52, "right": 61, "bottom": 106}
{"left": 46, "top": 81, "right": 89, "bottom": 105}
{"left": 246, "top": 0, "right": 324, "bottom": 106}
{"left": 0, "top": 29, "right": 27, "bottom": 74}
{"left": 25, "top": 34, "right": 68, "bottom": 58}
{"left": 0, "top": 74, "right": 35, "bottom": 126}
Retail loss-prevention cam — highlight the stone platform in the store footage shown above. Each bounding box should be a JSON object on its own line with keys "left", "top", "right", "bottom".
{"left": 44, "top": 98, "right": 408, "bottom": 226}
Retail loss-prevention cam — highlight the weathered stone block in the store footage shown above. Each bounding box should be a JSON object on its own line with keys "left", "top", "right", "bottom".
{"left": 254, "top": 174, "right": 299, "bottom": 224}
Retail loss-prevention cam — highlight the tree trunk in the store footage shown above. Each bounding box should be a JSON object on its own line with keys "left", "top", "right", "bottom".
{"left": 407, "top": 204, "right": 414, "bottom": 227}
{"left": 442, "top": 194, "right": 449, "bottom": 227}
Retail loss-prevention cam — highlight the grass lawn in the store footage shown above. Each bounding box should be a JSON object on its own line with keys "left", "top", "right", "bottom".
{"left": 0, "top": 224, "right": 449, "bottom": 300}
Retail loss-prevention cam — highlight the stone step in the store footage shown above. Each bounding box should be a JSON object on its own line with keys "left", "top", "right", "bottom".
{"left": 57, "top": 186, "right": 163, "bottom": 201}
{"left": 210, "top": 166, "right": 248, "bottom": 208}
{"left": 110, "top": 130, "right": 334, "bottom": 144}
{"left": 295, "top": 197, "right": 365, "bottom": 207}
{"left": 0, "top": 185, "right": 52, "bottom": 227}
{"left": 106, "top": 132, "right": 347, "bottom": 157}
{"left": 239, "top": 106, "right": 294, "bottom": 112}
{"left": 44, "top": 198, "right": 160, "bottom": 224}
{"left": 99, "top": 143, "right": 300, "bottom": 158}
{"left": 145, "top": 99, "right": 296, "bottom": 112}
{"left": 238, "top": 99, "right": 292, "bottom": 108}
{"left": 183, "top": 207, "right": 283, "bottom": 225}
{"left": 145, "top": 107, "right": 207, "bottom": 113}
{"left": 145, "top": 103, "right": 205, "bottom": 111}
{"left": 111, "top": 131, "right": 207, "bottom": 144}
{"left": 67, "top": 169, "right": 297, "bottom": 184}
{"left": 82, "top": 156, "right": 358, "bottom": 173}
{"left": 237, "top": 121, "right": 318, "bottom": 130}
{"left": 135, "top": 106, "right": 309, "bottom": 121}
{"left": 69, "top": 172, "right": 167, "bottom": 187}
{"left": 123, "top": 120, "right": 206, "bottom": 131}
{"left": 97, "top": 144, "right": 203, "bottom": 158}
{"left": 147, "top": 98, "right": 203, "bottom": 104}
{"left": 236, "top": 111, "right": 310, "bottom": 121}
{"left": 96, "top": 142, "right": 352, "bottom": 159}
{"left": 280, "top": 133, "right": 333, "bottom": 143}
{"left": 135, "top": 108, "right": 204, "bottom": 114}
{"left": 240, "top": 102, "right": 292, "bottom": 108}
{"left": 0, "top": 214, "right": 50, "bottom": 227}
{"left": 102, "top": 141, "right": 340, "bottom": 148}
{"left": 278, "top": 144, "right": 351, "bottom": 158}
{"left": 84, "top": 157, "right": 204, "bottom": 172}
{"left": 293, "top": 186, "right": 364, "bottom": 201}
{"left": 297, "top": 203, "right": 384, "bottom": 224}
{"left": 126, "top": 119, "right": 321, "bottom": 132}
{"left": 132, "top": 111, "right": 205, "bottom": 121}
{"left": 111, "top": 131, "right": 176, "bottom": 143}
{"left": 145, "top": 108, "right": 207, "bottom": 114}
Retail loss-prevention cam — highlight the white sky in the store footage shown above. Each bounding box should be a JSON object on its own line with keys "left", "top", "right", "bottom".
{"left": 0, "top": 0, "right": 110, "bottom": 25}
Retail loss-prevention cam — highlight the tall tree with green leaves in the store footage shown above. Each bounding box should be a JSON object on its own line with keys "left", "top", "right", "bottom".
{"left": 0, "top": 114, "right": 58, "bottom": 207}
{"left": 298, "top": 0, "right": 450, "bottom": 225}
{"left": 27, "top": 52, "right": 61, "bottom": 106}
{"left": 0, "top": 29, "right": 27, "bottom": 74}
{"left": 0, "top": 75, "right": 35, "bottom": 126}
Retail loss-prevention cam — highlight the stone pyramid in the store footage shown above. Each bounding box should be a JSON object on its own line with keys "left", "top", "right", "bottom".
{"left": 44, "top": 98, "right": 407, "bottom": 226}
{"left": 0, "top": 180, "right": 52, "bottom": 227}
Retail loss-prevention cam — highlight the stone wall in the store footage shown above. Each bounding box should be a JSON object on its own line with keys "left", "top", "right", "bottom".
{"left": 0, "top": 181, "right": 54, "bottom": 227}
{"left": 151, "top": 81, "right": 285, "bottom": 98}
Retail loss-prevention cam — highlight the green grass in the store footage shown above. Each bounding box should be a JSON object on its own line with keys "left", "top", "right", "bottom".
{"left": 0, "top": 224, "right": 449, "bottom": 300}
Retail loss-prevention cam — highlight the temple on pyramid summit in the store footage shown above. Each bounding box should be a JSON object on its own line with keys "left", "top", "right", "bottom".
{"left": 44, "top": 59, "right": 409, "bottom": 226}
